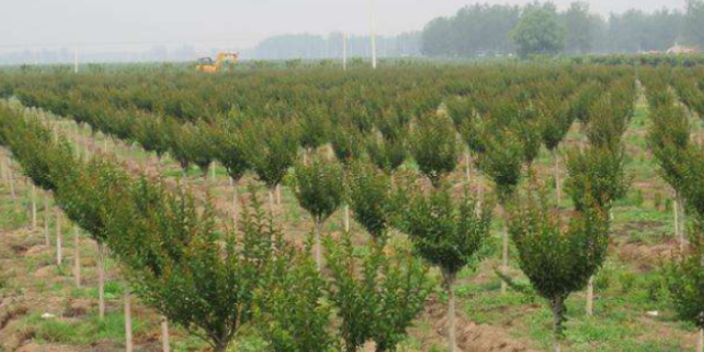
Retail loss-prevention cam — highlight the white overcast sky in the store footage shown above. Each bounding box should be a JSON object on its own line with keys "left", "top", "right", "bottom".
{"left": 0, "top": 0, "right": 687, "bottom": 53}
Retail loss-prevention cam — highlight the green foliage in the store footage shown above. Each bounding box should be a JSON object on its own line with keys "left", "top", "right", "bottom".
{"left": 292, "top": 157, "right": 345, "bottom": 224}
{"left": 212, "top": 121, "right": 250, "bottom": 182}
{"left": 365, "top": 133, "right": 407, "bottom": 174}
{"left": 345, "top": 161, "right": 393, "bottom": 239}
{"left": 298, "top": 107, "right": 331, "bottom": 152}
{"left": 395, "top": 184, "right": 492, "bottom": 277}
{"left": 409, "top": 114, "right": 460, "bottom": 187}
{"left": 330, "top": 125, "right": 363, "bottom": 167}
{"left": 565, "top": 146, "right": 629, "bottom": 212}
{"left": 511, "top": 7, "right": 565, "bottom": 58}
{"left": 508, "top": 190, "right": 610, "bottom": 340}
{"left": 475, "top": 129, "right": 525, "bottom": 203}
{"left": 665, "top": 222, "right": 704, "bottom": 330}
{"left": 242, "top": 119, "right": 300, "bottom": 190}
{"left": 324, "top": 233, "right": 432, "bottom": 352}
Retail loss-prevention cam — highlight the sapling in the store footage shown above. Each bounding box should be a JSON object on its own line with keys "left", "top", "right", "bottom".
{"left": 366, "top": 133, "right": 407, "bottom": 175}
{"left": 325, "top": 232, "right": 432, "bottom": 352}
{"left": 539, "top": 100, "right": 574, "bottom": 205}
{"left": 409, "top": 114, "right": 460, "bottom": 188}
{"left": 345, "top": 161, "right": 393, "bottom": 241}
{"left": 508, "top": 191, "right": 610, "bottom": 352}
{"left": 475, "top": 127, "right": 524, "bottom": 293}
{"left": 212, "top": 122, "right": 250, "bottom": 225}
{"left": 241, "top": 118, "right": 299, "bottom": 215}
{"left": 298, "top": 107, "right": 331, "bottom": 162}
{"left": 665, "top": 223, "right": 704, "bottom": 352}
{"left": 565, "top": 145, "right": 628, "bottom": 316}
{"left": 330, "top": 125, "right": 364, "bottom": 231}
{"left": 292, "top": 157, "right": 344, "bottom": 269}
{"left": 394, "top": 183, "right": 492, "bottom": 352}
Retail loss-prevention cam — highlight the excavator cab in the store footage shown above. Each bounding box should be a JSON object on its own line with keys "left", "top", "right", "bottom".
{"left": 196, "top": 57, "right": 215, "bottom": 65}
{"left": 195, "top": 53, "right": 239, "bottom": 73}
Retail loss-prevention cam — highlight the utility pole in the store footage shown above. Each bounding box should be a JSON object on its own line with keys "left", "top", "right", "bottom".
{"left": 343, "top": 33, "right": 348, "bottom": 71}
{"left": 369, "top": 0, "right": 377, "bottom": 69}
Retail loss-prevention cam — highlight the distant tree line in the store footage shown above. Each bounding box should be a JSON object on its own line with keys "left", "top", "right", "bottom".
{"left": 422, "top": 1, "right": 704, "bottom": 58}
{"left": 244, "top": 32, "right": 421, "bottom": 61}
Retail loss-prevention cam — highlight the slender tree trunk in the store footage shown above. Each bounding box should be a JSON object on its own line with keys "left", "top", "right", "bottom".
{"left": 44, "top": 193, "right": 51, "bottom": 246}
{"left": 443, "top": 272, "right": 457, "bottom": 352}
{"left": 0, "top": 159, "right": 5, "bottom": 184}
{"left": 465, "top": 152, "right": 472, "bottom": 184}
{"left": 161, "top": 317, "right": 171, "bottom": 352}
{"left": 314, "top": 220, "right": 323, "bottom": 271}
{"left": 343, "top": 204, "right": 350, "bottom": 232}
{"left": 501, "top": 224, "right": 509, "bottom": 294}
{"left": 268, "top": 188, "right": 276, "bottom": 217}
{"left": 74, "top": 226, "right": 81, "bottom": 288}
{"left": 210, "top": 163, "right": 217, "bottom": 181}
{"left": 675, "top": 191, "right": 684, "bottom": 251}
{"left": 56, "top": 209, "right": 62, "bottom": 266}
{"left": 31, "top": 184, "right": 37, "bottom": 230}
{"left": 276, "top": 183, "right": 282, "bottom": 206}
{"left": 124, "top": 288, "right": 134, "bottom": 352}
{"left": 586, "top": 276, "right": 594, "bottom": 316}
{"left": 678, "top": 194, "right": 685, "bottom": 250}
{"left": 696, "top": 328, "right": 704, "bottom": 352}
{"left": 98, "top": 241, "right": 106, "bottom": 320}
{"left": 231, "top": 179, "right": 239, "bottom": 227}
{"left": 8, "top": 165, "right": 16, "bottom": 200}
{"left": 553, "top": 149, "right": 560, "bottom": 206}
{"left": 552, "top": 297, "right": 564, "bottom": 352}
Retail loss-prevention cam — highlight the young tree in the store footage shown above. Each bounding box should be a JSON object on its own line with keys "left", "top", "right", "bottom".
{"left": 366, "top": 133, "right": 408, "bottom": 175}
{"left": 345, "top": 161, "right": 393, "bottom": 240}
{"left": 299, "top": 107, "right": 331, "bottom": 161}
{"left": 395, "top": 184, "right": 492, "bottom": 352}
{"left": 539, "top": 99, "right": 574, "bottom": 204}
{"left": 509, "top": 191, "right": 610, "bottom": 352}
{"left": 665, "top": 223, "right": 704, "bottom": 352}
{"left": 409, "top": 114, "right": 460, "bottom": 188}
{"left": 292, "top": 157, "right": 345, "bottom": 269}
{"left": 241, "top": 118, "right": 299, "bottom": 214}
{"left": 212, "top": 122, "right": 250, "bottom": 225}
{"left": 325, "top": 232, "right": 431, "bottom": 352}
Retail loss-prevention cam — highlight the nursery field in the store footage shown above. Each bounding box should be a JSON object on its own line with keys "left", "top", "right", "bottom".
{"left": 0, "top": 62, "right": 703, "bottom": 352}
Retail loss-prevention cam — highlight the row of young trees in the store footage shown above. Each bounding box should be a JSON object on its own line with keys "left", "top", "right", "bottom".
{"left": 0, "top": 105, "right": 442, "bottom": 352}
{"left": 2, "top": 64, "right": 695, "bottom": 351}
{"left": 642, "top": 67, "right": 704, "bottom": 352}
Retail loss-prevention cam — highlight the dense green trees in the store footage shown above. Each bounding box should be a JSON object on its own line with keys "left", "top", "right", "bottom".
{"left": 511, "top": 6, "right": 565, "bottom": 58}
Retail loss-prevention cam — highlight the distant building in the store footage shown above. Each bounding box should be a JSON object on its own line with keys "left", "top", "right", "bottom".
{"left": 666, "top": 45, "right": 702, "bottom": 54}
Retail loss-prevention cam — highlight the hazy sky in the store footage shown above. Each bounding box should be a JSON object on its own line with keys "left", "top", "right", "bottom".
{"left": 0, "top": 0, "right": 687, "bottom": 53}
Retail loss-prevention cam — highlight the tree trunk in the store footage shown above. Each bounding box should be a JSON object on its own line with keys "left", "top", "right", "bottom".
{"left": 553, "top": 149, "right": 560, "bottom": 207}
{"left": 268, "top": 188, "right": 276, "bottom": 217}
{"left": 31, "top": 184, "right": 37, "bottom": 230}
{"left": 501, "top": 224, "right": 509, "bottom": 294}
{"left": 231, "top": 180, "right": 239, "bottom": 227}
{"left": 161, "top": 317, "right": 171, "bottom": 352}
{"left": 697, "top": 328, "right": 703, "bottom": 352}
{"left": 678, "top": 194, "right": 686, "bottom": 251}
{"left": 8, "top": 165, "right": 16, "bottom": 200}
{"left": 674, "top": 190, "right": 681, "bottom": 250}
{"left": 552, "top": 296, "right": 564, "bottom": 352}
{"left": 124, "top": 288, "right": 134, "bottom": 352}
{"left": 74, "top": 226, "right": 81, "bottom": 288}
{"left": 314, "top": 221, "right": 323, "bottom": 271}
{"left": 586, "top": 275, "right": 594, "bottom": 316}
{"left": 465, "top": 152, "right": 472, "bottom": 184}
{"left": 56, "top": 209, "right": 62, "bottom": 266}
{"left": 343, "top": 204, "right": 350, "bottom": 233}
{"left": 0, "top": 159, "right": 5, "bottom": 184}
{"left": 44, "top": 194, "right": 51, "bottom": 246}
{"left": 98, "top": 241, "right": 106, "bottom": 320}
{"left": 443, "top": 272, "right": 458, "bottom": 352}
{"left": 276, "top": 184, "right": 282, "bottom": 206}
{"left": 210, "top": 163, "right": 217, "bottom": 182}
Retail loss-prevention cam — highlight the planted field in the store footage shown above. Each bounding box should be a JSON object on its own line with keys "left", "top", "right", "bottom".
{"left": 0, "top": 63, "right": 703, "bottom": 352}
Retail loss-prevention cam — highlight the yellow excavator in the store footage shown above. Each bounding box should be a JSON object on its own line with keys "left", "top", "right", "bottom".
{"left": 195, "top": 52, "right": 239, "bottom": 73}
